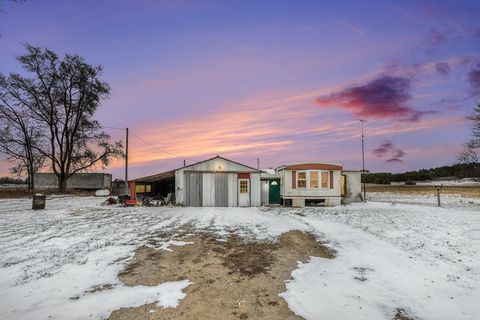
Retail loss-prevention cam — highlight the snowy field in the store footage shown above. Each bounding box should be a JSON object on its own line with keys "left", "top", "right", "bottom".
{"left": 0, "top": 196, "right": 479, "bottom": 320}
{"left": 368, "top": 192, "right": 480, "bottom": 209}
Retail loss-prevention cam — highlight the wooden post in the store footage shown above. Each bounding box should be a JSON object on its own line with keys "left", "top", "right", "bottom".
{"left": 435, "top": 185, "right": 442, "bottom": 207}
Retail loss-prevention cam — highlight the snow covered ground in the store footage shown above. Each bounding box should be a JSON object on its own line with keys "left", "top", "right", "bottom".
{"left": 368, "top": 192, "right": 480, "bottom": 209}
{"left": 0, "top": 195, "right": 479, "bottom": 319}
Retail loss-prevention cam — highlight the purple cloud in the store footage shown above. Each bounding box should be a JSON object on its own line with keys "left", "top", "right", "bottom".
{"left": 373, "top": 140, "right": 406, "bottom": 163}
{"left": 468, "top": 66, "right": 480, "bottom": 96}
{"left": 316, "top": 75, "right": 430, "bottom": 122}
{"left": 435, "top": 62, "right": 450, "bottom": 76}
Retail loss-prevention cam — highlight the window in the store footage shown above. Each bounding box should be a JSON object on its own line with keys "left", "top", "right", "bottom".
{"left": 321, "top": 172, "right": 329, "bottom": 188}
{"left": 240, "top": 180, "right": 249, "bottom": 193}
{"left": 135, "top": 184, "right": 145, "bottom": 193}
{"left": 298, "top": 172, "right": 307, "bottom": 188}
{"left": 309, "top": 171, "right": 319, "bottom": 188}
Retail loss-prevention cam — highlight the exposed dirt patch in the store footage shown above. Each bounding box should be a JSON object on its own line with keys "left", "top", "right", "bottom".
{"left": 394, "top": 308, "right": 416, "bottom": 320}
{"left": 109, "top": 230, "right": 333, "bottom": 320}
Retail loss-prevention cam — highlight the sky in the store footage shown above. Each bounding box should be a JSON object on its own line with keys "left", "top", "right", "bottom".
{"left": 0, "top": 0, "right": 479, "bottom": 179}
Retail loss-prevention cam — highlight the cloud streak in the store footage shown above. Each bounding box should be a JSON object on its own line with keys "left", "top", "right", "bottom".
{"left": 315, "top": 75, "right": 430, "bottom": 122}
{"left": 373, "top": 140, "right": 406, "bottom": 163}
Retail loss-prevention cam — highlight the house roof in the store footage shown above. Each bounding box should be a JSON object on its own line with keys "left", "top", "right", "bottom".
{"left": 277, "top": 163, "right": 343, "bottom": 171}
{"left": 131, "top": 155, "right": 262, "bottom": 182}
{"left": 131, "top": 170, "right": 175, "bottom": 183}
{"left": 178, "top": 155, "right": 263, "bottom": 172}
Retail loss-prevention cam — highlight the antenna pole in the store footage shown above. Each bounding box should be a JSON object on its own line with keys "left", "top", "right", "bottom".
{"left": 125, "top": 127, "right": 129, "bottom": 193}
{"left": 360, "top": 120, "right": 366, "bottom": 201}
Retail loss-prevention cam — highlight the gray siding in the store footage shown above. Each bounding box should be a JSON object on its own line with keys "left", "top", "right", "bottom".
{"left": 185, "top": 172, "right": 202, "bottom": 207}
{"left": 215, "top": 173, "right": 228, "bottom": 207}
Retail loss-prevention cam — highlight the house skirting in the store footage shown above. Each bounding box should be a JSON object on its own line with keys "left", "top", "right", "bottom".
{"left": 282, "top": 196, "right": 341, "bottom": 207}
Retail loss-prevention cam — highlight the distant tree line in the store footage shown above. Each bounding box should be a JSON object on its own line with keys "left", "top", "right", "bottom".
{"left": 363, "top": 163, "right": 480, "bottom": 184}
{"left": 0, "top": 176, "right": 26, "bottom": 184}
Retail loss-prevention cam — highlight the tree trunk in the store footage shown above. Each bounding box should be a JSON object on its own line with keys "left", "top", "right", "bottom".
{"left": 58, "top": 174, "right": 67, "bottom": 193}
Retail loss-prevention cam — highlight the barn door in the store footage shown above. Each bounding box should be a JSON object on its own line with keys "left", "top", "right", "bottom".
{"left": 185, "top": 172, "right": 202, "bottom": 206}
{"left": 215, "top": 173, "right": 228, "bottom": 207}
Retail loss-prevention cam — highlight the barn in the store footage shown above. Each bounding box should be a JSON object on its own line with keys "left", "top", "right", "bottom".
{"left": 175, "top": 156, "right": 262, "bottom": 207}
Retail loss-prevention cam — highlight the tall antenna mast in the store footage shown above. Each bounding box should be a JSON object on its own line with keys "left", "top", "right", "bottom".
{"left": 359, "top": 120, "right": 366, "bottom": 201}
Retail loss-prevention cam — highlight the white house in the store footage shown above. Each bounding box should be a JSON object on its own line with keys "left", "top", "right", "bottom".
{"left": 276, "top": 163, "right": 362, "bottom": 207}
{"left": 175, "top": 156, "right": 262, "bottom": 207}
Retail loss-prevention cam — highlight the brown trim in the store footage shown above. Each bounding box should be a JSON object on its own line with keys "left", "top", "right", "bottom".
{"left": 292, "top": 170, "right": 296, "bottom": 189}
{"left": 285, "top": 163, "right": 343, "bottom": 171}
{"left": 330, "top": 171, "right": 334, "bottom": 189}
{"left": 238, "top": 173, "right": 250, "bottom": 179}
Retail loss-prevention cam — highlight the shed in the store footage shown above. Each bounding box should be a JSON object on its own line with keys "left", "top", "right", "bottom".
{"left": 175, "top": 156, "right": 262, "bottom": 207}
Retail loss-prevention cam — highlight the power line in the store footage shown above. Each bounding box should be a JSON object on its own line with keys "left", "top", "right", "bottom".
{"left": 103, "top": 124, "right": 200, "bottom": 164}
{"left": 129, "top": 130, "right": 199, "bottom": 163}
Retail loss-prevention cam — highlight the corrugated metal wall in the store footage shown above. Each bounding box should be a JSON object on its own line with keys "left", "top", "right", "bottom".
{"left": 185, "top": 172, "right": 202, "bottom": 206}
{"left": 215, "top": 173, "right": 228, "bottom": 207}
{"left": 227, "top": 173, "right": 238, "bottom": 206}
{"left": 250, "top": 173, "right": 261, "bottom": 206}
{"left": 202, "top": 173, "right": 215, "bottom": 206}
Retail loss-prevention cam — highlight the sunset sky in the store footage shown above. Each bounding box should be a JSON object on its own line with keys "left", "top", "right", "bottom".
{"left": 1, "top": 0, "right": 479, "bottom": 179}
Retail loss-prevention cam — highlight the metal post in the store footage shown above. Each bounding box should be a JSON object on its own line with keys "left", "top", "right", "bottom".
{"left": 257, "top": 158, "right": 260, "bottom": 169}
{"left": 125, "top": 127, "right": 129, "bottom": 194}
{"left": 360, "top": 120, "right": 366, "bottom": 201}
{"left": 183, "top": 160, "right": 186, "bottom": 167}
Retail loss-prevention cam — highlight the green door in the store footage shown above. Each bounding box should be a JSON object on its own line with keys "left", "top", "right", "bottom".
{"left": 269, "top": 179, "right": 280, "bottom": 204}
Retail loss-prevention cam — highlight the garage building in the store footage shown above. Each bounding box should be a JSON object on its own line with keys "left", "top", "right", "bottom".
{"left": 175, "top": 156, "right": 262, "bottom": 207}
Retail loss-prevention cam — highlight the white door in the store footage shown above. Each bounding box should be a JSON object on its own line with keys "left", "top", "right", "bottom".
{"left": 238, "top": 179, "right": 250, "bottom": 206}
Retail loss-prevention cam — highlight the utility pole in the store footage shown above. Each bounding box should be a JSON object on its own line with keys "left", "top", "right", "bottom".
{"left": 125, "top": 127, "right": 129, "bottom": 194}
{"left": 257, "top": 158, "right": 260, "bottom": 169}
{"left": 360, "top": 120, "right": 366, "bottom": 201}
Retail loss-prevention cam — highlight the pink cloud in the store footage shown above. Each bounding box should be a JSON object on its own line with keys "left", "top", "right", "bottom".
{"left": 316, "top": 75, "right": 431, "bottom": 122}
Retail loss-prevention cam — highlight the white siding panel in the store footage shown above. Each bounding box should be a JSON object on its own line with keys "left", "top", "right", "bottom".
{"left": 202, "top": 173, "right": 215, "bottom": 207}
{"left": 228, "top": 173, "right": 238, "bottom": 207}
{"left": 175, "top": 169, "right": 184, "bottom": 205}
{"left": 250, "top": 173, "right": 261, "bottom": 206}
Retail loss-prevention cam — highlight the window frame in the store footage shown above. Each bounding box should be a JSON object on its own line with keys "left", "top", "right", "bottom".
{"left": 321, "top": 171, "right": 329, "bottom": 189}
{"left": 297, "top": 171, "right": 307, "bottom": 188}
{"left": 239, "top": 180, "right": 249, "bottom": 193}
{"left": 309, "top": 171, "right": 319, "bottom": 189}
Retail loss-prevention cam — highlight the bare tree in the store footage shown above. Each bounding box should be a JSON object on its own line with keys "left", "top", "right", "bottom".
{"left": 458, "top": 141, "right": 479, "bottom": 164}
{"left": 0, "top": 75, "right": 45, "bottom": 190}
{"left": 457, "top": 104, "right": 480, "bottom": 178}
{"left": 3, "top": 44, "right": 123, "bottom": 192}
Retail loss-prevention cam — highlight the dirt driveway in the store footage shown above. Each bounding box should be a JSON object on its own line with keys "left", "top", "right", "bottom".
{"left": 109, "top": 230, "right": 333, "bottom": 320}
